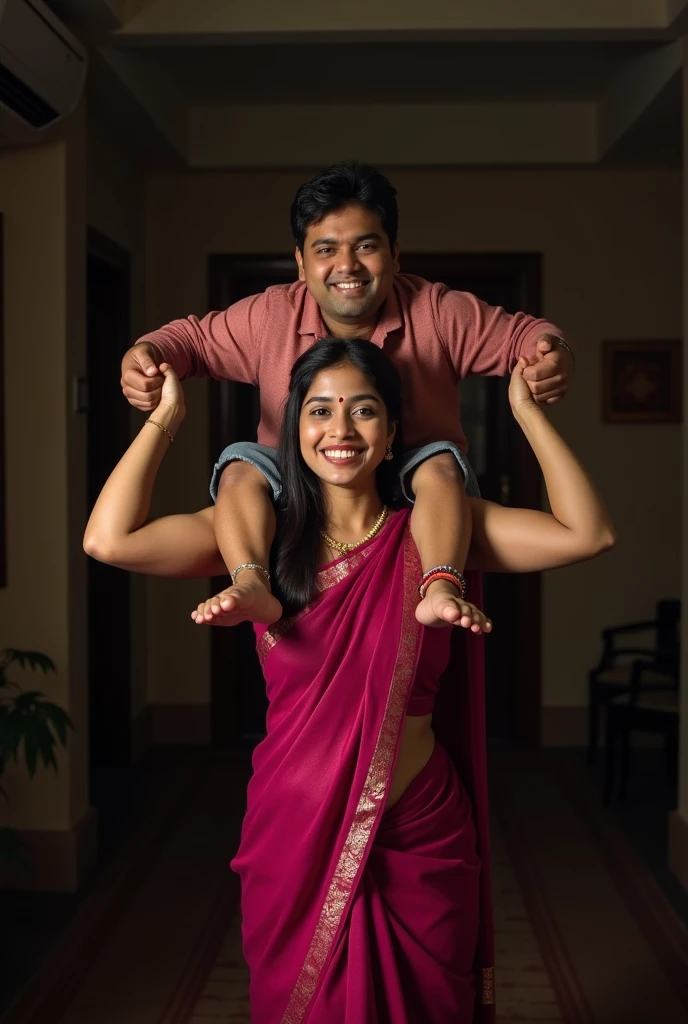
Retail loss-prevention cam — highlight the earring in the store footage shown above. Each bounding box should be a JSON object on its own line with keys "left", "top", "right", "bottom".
{"left": 384, "top": 445, "right": 394, "bottom": 461}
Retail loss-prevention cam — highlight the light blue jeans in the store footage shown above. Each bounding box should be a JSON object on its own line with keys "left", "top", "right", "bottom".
{"left": 209, "top": 441, "right": 480, "bottom": 503}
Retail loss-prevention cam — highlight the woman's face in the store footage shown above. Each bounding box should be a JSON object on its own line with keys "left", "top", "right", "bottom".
{"left": 299, "top": 361, "right": 395, "bottom": 491}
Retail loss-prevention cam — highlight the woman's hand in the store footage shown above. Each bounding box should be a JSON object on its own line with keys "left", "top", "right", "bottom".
{"left": 509, "top": 357, "right": 541, "bottom": 417}
{"left": 155, "top": 363, "right": 186, "bottom": 432}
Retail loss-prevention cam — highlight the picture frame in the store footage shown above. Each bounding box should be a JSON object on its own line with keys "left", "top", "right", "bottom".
{"left": 602, "top": 340, "right": 682, "bottom": 424}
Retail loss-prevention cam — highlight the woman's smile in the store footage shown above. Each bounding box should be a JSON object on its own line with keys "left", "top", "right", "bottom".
{"left": 318, "top": 445, "right": 366, "bottom": 466}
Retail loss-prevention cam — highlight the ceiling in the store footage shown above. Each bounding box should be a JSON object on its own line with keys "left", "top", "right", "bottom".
{"left": 142, "top": 41, "right": 658, "bottom": 106}
{"left": 49, "top": 0, "right": 686, "bottom": 170}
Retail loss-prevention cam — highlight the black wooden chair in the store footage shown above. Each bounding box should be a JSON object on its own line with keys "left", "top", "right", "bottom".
{"left": 587, "top": 599, "right": 680, "bottom": 763}
{"left": 603, "top": 674, "right": 679, "bottom": 805}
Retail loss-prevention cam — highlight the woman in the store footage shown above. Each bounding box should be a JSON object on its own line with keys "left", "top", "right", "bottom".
{"left": 85, "top": 340, "right": 614, "bottom": 1023}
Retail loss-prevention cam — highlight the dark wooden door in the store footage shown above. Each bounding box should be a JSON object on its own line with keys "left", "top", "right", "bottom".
{"left": 208, "top": 258, "right": 296, "bottom": 745}
{"left": 86, "top": 230, "right": 133, "bottom": 804}
{"left": 208, "top": 254, "right": 542, "bottom": 746}
{"left": 401, "top": 255, "right": 543, "bottom": 746}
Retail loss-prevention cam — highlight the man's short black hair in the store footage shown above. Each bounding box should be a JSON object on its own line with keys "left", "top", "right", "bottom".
{"left": 290, "top": 162, "right": 398, "bottom": 252}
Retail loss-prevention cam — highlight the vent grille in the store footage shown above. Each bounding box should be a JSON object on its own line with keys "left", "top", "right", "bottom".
{"left": 0, "top": 60, "right": 57, "bottom": 128}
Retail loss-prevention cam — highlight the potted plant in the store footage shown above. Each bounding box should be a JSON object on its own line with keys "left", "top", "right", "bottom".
{"left": 0, "top": 648, "right": 73, "bottom": 865}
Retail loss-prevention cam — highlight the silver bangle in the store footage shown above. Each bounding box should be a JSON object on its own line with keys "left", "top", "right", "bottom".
{"left": 230, "top": 562, "right": 271, "bottom": 586}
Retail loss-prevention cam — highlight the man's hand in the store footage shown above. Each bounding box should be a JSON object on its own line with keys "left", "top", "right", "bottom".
{"left": 522, "top": 334, "right": 574, "bottom": 406}
{"left": 120, "top": 342, "right": 166, "bottom": 411}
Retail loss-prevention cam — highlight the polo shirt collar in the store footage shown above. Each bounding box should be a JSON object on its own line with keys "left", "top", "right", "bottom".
{"left": 297, "top": 282, "right": 403, "bottom": 348}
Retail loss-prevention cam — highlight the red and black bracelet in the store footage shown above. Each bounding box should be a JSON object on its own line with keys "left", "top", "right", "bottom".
{"left": 418, "top": 565, "right": 466, "bottom": 600}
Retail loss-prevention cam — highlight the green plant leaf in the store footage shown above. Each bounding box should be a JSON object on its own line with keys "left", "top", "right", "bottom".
{"left": 12, "top": 690, "right": 47, "bottom": 710}
{"left": 0, "top": 650, "right": 56, "bottom": 674}
{"left": 22, "top": 723, "right": 39, "bottom": 779}
{"left": 43, "top": 705, "right": 74, "bottom": 746}
{"left": 0, "top": 651, "right": 70, "bottom": 780}
{"left": 38, "top": 729, "right": 58, "bottom": 773}
{"left": 0, "top": 711, "right": 22, "bottom": 760}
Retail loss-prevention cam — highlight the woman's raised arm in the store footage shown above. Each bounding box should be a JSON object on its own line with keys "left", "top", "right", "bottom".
{"left": 83, "top": 365, "right": 226, "bottom": 578}
{"left": 466, "top": 359, "right": 615, "bottom": 574}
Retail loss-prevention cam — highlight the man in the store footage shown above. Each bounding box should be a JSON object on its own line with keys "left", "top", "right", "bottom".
{"left": 120, "top": 162, "right": 573, "bottom": 627}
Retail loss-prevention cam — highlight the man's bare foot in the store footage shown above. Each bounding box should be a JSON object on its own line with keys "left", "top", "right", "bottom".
{"left": 191, "top": 576, "right": 282, "bottom": 627}
{"left": 415, "top": 580, "right": 492, "bottom": 633}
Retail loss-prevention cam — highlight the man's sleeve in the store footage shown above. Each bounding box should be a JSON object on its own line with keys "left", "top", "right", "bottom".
{"left": 135, "top": 291, "right": 266, "bottom": 385}
{"left": 433, "top": 284, "right": 565, "bottom": 380}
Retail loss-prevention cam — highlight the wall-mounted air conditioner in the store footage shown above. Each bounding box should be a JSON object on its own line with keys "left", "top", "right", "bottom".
{"left": 0, "top": 0, "right": 87, "bottom": 145}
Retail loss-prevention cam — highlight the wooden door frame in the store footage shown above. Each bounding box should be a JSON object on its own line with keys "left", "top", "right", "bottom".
{"left": 207, "top": 252, "right": 543, "bottom": 747}
{"left": 87, "top": 226, "right": 130, "bottom": 276}
{"left": 86, "top": 227, "right": 134, "bottom": 781}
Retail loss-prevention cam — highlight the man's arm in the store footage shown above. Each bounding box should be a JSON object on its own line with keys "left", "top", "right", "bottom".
{"left": 121, "top": 292, "right": 265, "bottom": 411}
{"left": 433, "top": 285, "right": 574, "bottom": 405}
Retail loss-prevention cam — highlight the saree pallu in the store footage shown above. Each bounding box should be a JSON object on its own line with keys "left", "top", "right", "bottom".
{"left": 231, "top": 509, "right": 494, "bottom": 1023}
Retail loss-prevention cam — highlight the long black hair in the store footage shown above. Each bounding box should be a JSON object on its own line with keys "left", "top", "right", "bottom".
{"left": 273, "top": 338, "right": 405, "bottom": 615}
{"left": 290, "top": 162, "right": 399, "bottom": 252}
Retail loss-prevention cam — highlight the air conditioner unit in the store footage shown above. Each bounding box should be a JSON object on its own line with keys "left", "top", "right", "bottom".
{"left": 0, "top": 0, "right": 86, "bottom": 145}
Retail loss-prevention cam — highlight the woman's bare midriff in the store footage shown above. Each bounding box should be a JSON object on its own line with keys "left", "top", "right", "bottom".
{"left": 385, "top": 713, "right": 435, "bottom": 810}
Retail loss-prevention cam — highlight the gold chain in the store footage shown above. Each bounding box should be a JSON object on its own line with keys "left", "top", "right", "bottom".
{"left": 320, "top": 506, "right": 389, "bottom": 556}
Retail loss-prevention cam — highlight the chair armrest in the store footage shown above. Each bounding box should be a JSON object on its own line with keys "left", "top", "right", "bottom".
{"left": 607, "top": 648, "right": 655, "bottom": 658}
{"left": 602, "top": 620, "right": 656, "bottom": 640}
{"left": 592, "top": 648, "right": 655, "bottom": 673}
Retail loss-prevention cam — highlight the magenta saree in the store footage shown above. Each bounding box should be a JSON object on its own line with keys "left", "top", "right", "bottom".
{"left": 231, "top": 509, "right": 494, "bottom": 1023}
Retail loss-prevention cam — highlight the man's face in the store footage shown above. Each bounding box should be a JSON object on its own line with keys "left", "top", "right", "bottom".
{"left": 295, "top": 205, "right": 399, "bottom": 326}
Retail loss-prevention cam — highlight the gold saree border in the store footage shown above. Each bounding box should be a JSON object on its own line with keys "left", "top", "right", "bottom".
{"left": 257, "top": 540, "right": 378, "bottom": 665}
{"left": 281, "top": 528, "right": 421, "bottom": 1024}
{"left": 482, "top": 966, "right": 495, "bottom": 1005}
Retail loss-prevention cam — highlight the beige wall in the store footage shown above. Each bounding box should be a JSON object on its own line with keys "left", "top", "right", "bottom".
{"left": 0, "top": 106, "right": 147, "bottom": 849}
{"left": 0, "top": 119, "right": 88, "bottom": 832}
{"left": 145, "top": 167, "right": 682, "bottom": 713}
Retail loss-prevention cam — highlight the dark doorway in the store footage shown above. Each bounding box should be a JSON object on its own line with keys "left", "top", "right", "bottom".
{"left": 208, "top": 257, "right": 295, "bottom": 746}
{"left": 402, "top": 254, "right": 543, "bottom": 746}
{"left": 208, "top": 254, "right": 542, "bottom": 747}
{"left": 86, "top": 229, "right": 132, "bottom": 806}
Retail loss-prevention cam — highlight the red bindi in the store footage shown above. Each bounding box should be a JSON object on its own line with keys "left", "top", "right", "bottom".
{"left": 338, "top": 396, "right": 344, "bottom": 402}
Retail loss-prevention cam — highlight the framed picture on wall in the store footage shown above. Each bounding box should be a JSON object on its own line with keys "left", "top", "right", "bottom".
{"left": 602, "top": 340, "right": 682, "bottom": 424}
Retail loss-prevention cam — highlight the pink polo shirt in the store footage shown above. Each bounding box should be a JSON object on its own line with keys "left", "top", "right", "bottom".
{"left": 139, "top": 274, "right": 563, "bottom": 450}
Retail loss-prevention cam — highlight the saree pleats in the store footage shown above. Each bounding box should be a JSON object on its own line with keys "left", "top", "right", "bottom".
{"left": 311, "top": 743, "right": 480, "bottom": 1024}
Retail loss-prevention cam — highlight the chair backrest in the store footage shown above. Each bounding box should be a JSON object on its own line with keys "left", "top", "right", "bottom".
{"left": 656, "top": 599, "right": 681, "bottom": 671}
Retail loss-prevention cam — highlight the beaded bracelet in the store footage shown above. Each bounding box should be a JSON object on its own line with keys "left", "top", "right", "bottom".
{"left": 419, "top": 565, "right": 466, "bottom": 600}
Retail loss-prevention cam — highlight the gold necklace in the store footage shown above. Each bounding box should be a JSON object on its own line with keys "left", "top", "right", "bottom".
{"left": 320, "top": 506, "right": 389, "bottom": 556}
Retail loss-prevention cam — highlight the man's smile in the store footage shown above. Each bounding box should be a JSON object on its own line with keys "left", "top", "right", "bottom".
{"left": 330, "top": 280, "right": 370, "bottom": 296}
